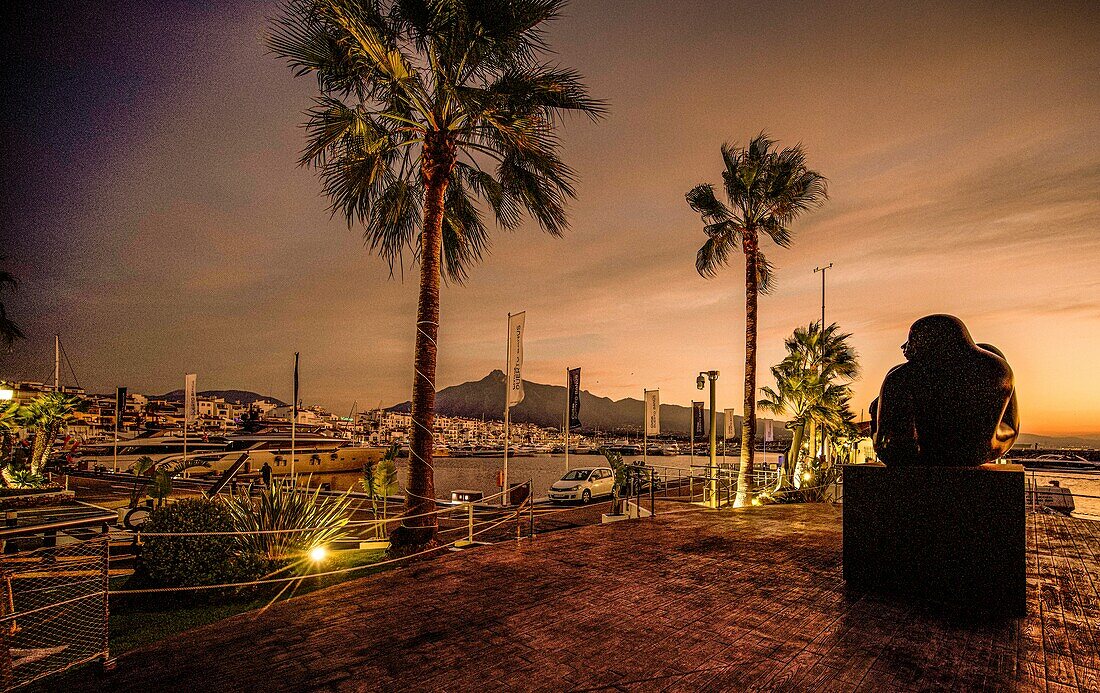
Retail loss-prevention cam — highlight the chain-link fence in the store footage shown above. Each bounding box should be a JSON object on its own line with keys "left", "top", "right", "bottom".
{"left": 1, "top": 538, "right": 108, "bottom": 691}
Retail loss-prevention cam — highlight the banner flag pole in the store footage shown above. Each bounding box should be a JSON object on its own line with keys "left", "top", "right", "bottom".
{"left": 503, "top": 312, "right": 525, "bottom": 505}
{"left": 564, "top": 367, "right": 570, "bottom": 472}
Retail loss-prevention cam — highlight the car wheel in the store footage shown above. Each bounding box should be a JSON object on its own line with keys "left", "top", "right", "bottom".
{"left": 581, "top": 489, "right": 592, "bottom": 504}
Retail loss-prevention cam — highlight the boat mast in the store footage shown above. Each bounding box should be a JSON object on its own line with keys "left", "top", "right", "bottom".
{"left": 54, "top": 334, "right": 60, "bottom": 391}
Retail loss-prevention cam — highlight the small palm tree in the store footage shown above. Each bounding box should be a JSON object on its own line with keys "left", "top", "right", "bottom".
{"left": 18, "top": 393, "right": 85, "bottom": 476}
{"left": 687, "top": 134, "right": 827, "bottom": 506}
{"left": 362, "top": 443, "right": 401, "bottom": 537}
{"left": 0, "top": 400, "right": 19, "bottom": 482}
{"left": 270, "top": 0, "right": 604, "bottom": 551}
{"left": 759, "top": 322, "right": 859, "bottom": 492}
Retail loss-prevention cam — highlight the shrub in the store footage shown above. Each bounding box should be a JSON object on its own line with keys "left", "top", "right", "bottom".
{"left": 136, "top": 497, "right": 266, "bottom": 591}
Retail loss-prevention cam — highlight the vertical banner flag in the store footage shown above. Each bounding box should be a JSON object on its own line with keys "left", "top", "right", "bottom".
{"left": 692, "top": 401, "right": 705, "bottom": 438}
{"left": 506, "top": 312, "right": 526, "bottom": 406}
{"left": 293, "top": 352, "right": 300, "bottom": 423}
{"left": 115, "top": 387, "right": 127, "bottom": 425}
{"left": 644, "top": 390, "right": 660, "bottom": 435}
{"left": 567, "top": 367, "right": 581, "bottom": 430}
{"left": 724, "top": 409, "right": 738, "bottom": 439}
{"left": 184, "top": 374, "right": 197, "bottom": 425}
{"left": 764, "top": 418, "right": 775, "bottom": 442}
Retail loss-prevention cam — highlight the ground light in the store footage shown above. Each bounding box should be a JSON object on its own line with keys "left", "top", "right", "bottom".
{"left": 309, "top": 545, "right": 328, "bottom": 563}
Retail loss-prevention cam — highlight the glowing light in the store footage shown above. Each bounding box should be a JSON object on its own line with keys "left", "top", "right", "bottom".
{"left": 309, "top": 545, "right": 328, "bottom": 562}
{"left": 751, "top": 496, "right": 763, "bottom": 506}
{"left": 802, "top": 471, "right": 813, "bottom": 482}
{"left": 0, "top": 387, "right": 12, "bottom": 401}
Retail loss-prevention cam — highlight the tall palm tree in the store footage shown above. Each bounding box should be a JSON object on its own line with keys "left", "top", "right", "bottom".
{"left": 269, "top": 0, "right": 604, "bottom": 550}
{"left": 18, "top": 393, "right": 84, "bottom": 476}
{"left": 687, "top": 134, "right": 827, "bottom": 506}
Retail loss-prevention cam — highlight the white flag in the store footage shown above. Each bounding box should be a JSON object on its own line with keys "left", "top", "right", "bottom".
{"left": 184, "top": 373, "right": 198, "bottom": 425}
{"left": 764, "top": 418, "right": 775, "bottom": 442}
{"left": 506, "top": 312, "right": 525, "bottom": 407}
{"left": 724, "top": 409, "right": 737, "bottom": 439}
{"left": 644, "top": 390, "right": 660, "bottom": 435}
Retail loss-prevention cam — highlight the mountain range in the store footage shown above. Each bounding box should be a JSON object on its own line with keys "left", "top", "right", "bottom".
{"left": 387, "top": 370, "right": 777, "bottom": 438}
{"left": 156, "top": 389, "right": 288, "bottom": 407}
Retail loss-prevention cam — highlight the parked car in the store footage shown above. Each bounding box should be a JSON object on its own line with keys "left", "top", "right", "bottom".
{"left": 548, "top": 467, "right": 615, "bottom": 504}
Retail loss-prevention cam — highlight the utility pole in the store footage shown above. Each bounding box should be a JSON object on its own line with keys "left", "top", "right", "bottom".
{"left": 54, "top": 335, "right": 61, "bottom": 391}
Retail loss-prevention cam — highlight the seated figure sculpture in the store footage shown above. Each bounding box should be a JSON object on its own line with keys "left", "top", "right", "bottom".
{"left": 872, "top": 314, "right": 1019, "bottom": 466}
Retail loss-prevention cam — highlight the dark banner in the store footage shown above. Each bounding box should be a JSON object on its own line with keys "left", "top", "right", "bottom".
{"left": 692, "top": 401, "right": 705, "bottom": 439}
{"left": 567, "top": 367, "right": 581, "bottom": 430}
{"left": 115, "top": 386, "right": 127, "bottom": 425}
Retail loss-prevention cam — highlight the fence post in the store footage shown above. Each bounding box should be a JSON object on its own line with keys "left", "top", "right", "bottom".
{"left": 650, "top": 468, "right": 655, "bottom": 518}
{"left": 467, "top": 501, "right": 474, "bottom": 545}
{"left": 100, "top": 537, "right": 114, "bottom": 671}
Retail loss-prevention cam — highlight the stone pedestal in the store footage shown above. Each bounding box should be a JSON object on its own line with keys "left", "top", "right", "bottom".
{"left": 843, "top": 462, "right": 1026, "bottom": 616}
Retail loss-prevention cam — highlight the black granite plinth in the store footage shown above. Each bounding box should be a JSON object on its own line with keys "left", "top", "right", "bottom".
{"left": 843, "top": 462, "right": 1025, "bottom": 616}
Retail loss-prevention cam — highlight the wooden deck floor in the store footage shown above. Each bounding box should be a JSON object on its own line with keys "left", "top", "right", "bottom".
{"left": 76, "top": 504, "right": 1100, "bottom": 692}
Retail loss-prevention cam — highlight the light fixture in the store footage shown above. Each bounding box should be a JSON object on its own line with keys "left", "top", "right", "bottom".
{"left": 0, "top": 387, "right": 13, "bottom": 402}
{"left": 309, "top": 545, "right": 328, "bottom": 562}
{"left": 696, "top": 374, "right": 705, "bottom": 390}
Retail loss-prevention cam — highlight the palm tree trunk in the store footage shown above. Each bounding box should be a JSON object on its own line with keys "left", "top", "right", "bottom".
{"left": 776, "top": 422, "right": 804, "bottom": 492}
{"left": 392, "top": 131, "right": 455, "bottom": 554}
{"left": 736, "top": 238, "right": 758, "bottom": 507}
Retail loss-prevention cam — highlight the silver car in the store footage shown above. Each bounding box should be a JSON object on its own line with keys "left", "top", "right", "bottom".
{"left": 547, "top": 467, "right": 615, "bottom": 504}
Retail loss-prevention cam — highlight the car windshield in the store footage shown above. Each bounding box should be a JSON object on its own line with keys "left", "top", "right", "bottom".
{"left": 560, "top": 470, "right": 591, "bottom": 481}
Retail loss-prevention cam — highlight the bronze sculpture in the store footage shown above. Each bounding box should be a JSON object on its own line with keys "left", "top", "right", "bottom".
{"left": 872, "top": 314, "right": 1019, "bottom": 466}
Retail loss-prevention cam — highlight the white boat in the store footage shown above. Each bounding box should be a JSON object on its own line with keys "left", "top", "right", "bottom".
{"left": 1021, "top": 453, "right": 1100, "bottom": 473}
{"left": 73, "top": 427, "right": 385, "bottom": 476}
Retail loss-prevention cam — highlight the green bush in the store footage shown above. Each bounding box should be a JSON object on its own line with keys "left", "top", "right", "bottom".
{"left": 136, "top": 498, "right": 266, "bottom": 592}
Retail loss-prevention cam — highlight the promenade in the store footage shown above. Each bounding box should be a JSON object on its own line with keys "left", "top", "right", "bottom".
{"left": 73, "top": 504, "right": 1100, "bottom": 692}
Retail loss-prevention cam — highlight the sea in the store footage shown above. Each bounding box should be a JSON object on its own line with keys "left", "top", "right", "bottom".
{"left": 311, "top": 453, "right": 1100, "bottom": 522}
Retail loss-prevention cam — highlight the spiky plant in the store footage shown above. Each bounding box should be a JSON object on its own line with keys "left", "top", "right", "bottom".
{"left": 269, "top": 0, "right": 605, "bottom": 551}
{"left": 224, "top": 476, "right": 354, "bottom": 563}
{"left": 687, "top": 134, "right": 827, "bottom": 506}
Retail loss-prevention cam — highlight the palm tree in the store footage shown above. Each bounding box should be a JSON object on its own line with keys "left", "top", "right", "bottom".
{"left": 0, "top": 263, "right": 25, "bottom": 353}
{"left": 759, "top": 322, "right": 859, "bottom": 492}
{"left": 687, "top": 134, "right": 827, "bottom": 506}
{"left": 0, "top": 400, "right": 20, "bottom": 486}
{"left": 269, "top": 0, "right": 604, "bottom": 550}
{"left": 18, "top": 393, "right": 85, "bottom": 476}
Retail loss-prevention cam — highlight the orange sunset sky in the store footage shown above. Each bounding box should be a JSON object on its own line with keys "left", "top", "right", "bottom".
{"left": 3, "top": 1, "right": 1098, "bottom": 438}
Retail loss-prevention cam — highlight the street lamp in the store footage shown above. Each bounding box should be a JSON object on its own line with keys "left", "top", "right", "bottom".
{"left": 697, "top": 371, "right": 719, "bottom": 507}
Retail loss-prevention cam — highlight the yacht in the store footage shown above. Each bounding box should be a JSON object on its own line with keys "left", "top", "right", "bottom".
{"left": 73, "top": 427, "right": 385, "bottom": 476}
{"left": 1020, "top": 453, "right": 1100, "bottom": 473}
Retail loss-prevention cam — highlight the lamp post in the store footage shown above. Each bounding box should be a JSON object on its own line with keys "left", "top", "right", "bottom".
{"left": 697, "top": 371, "right": 719, "bottom": 508}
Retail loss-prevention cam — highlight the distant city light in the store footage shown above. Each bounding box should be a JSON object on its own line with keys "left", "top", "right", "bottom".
{"left": 309, "top": 545, "right": 328, "bottom": 562}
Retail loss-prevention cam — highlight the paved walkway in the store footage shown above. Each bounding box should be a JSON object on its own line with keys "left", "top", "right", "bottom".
{"left": 77, "top": 504, "right": 1099, "bottom": 691}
